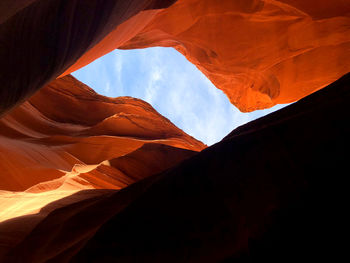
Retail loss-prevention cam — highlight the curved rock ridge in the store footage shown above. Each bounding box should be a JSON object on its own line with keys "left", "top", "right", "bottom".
{"left": 117, "top": 0, "right": 350, "bottom": 111}
{"left": 1, "top": 0, "right": 349, "bottom": 115}
{"left": 0, "top": 74, "right": 204, "bottom": 226}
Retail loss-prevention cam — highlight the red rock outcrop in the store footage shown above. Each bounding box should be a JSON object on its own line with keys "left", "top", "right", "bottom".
{"left": 1, "top": 0, "right": 349, "bottom": 114}
{"left": 0, "top": 73, "right": 204, "bottom": 257}
{"left": 0, "top": 74, "right": 204, "bottom": 229}
{"left": 118, "top": 0, "right": 350, "bottom": 111}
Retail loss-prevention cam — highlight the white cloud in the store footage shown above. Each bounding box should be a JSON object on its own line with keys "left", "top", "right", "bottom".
{"left": 104, "top": 81, "right": 111, "bottom": 94}
{"left": 136, "top": 48, "right": 164, "bottom": 105}
{"left": 73, "top": 47, "right": 286, "bottom": 146}
{"left": 114, "top": 53, "right": 123, "bottom": 93}
{"left": 144, "top": 66, "right": 162, "bottom": 105}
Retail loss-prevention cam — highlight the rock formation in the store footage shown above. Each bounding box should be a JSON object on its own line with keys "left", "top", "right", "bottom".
{"left": 0, "top": 0, "right": 177, "bottom": 115}
{"left": 0, "top": 0, "right": 349, "bottom": 261}
{"left": 119, "top": 0, "right": 350, "bottom": 111}
{"left": 1, "top": 73, "right": 349, "bottom": 262}
{"left": 0, "top": 74, "right": 204, "bottom": 190}
{"left": 0, "top": 0, "right": 349, "bottom": 114}
{"left": 0, "top": 74, "right": 204, "bottom": 252}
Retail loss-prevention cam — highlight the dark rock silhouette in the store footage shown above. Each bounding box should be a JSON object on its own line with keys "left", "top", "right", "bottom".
{"left": 2, "top": 73, "right": 349, "bottom": 262}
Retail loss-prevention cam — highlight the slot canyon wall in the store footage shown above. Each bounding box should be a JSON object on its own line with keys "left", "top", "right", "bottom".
{"left": 1, "top": 72, "right": 349, "bottom": 262}
{"left": 0, "top": 0, "right": 349, "bottom": 261}
{"left": 0, "top": 74, "right": 204, "bottom": 257}
{"left": 0, "top": 0, "right": 349, "bottom": 114}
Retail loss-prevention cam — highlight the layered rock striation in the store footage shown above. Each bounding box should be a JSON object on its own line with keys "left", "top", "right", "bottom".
{"left": 0, "top": 74, "right": 204, "bottom": 245}
{"left": 0, "top": 0, "right": 349, "bottom": 261}
{"left": 1, "top": 0, "right": 349, "bottom": 114}
{"left": 0, "top": 74, "right": 204, "bottom": 191}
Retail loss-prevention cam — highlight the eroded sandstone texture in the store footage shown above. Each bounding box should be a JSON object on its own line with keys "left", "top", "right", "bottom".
{"left": 0, "top": 0, "right": 176, "bottom": 115}
{"left": 0, "top": 0, "right": 349, "bottom": 261}
{"left": 0, "top": 74, "right": 204, "bottom": 250}
{"left": 1, "top": 0, "right": 349, "bottom": 114}
{"left": 0, "top": 74, "right": 203, "bottom": 191}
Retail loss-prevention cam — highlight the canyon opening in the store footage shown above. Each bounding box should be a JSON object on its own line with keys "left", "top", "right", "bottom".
{"left": 72, "top": 47, "right": 287, "bottom": 145}
{"left": 0, "top": 0, "right": 349, "bottom": 261}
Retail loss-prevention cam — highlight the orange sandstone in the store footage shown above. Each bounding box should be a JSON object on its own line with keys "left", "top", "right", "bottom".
{"left": 0, "top": 1, "right": 349, "bottom": 260}
{"left": 1, "top": 0, "right": 349, "bottom": 115}
{"left": 1, "top": 73, "right": 349, "bottom": 262}
{"left": 0, "top": 75, "right": 204, "bottom": 224}
{"left": 66, "top": 0, "right": 350, "bottom": 111}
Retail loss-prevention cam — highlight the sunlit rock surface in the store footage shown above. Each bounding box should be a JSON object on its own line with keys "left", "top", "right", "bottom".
{"left": 0, "top": 74, "right": 203, "bottom": 191}
{"left": 1, "top": 0, "right": 349, "bottom": 114}
{"left": 0, "top": 74, "right": 204, "bottom": 257}
{"left": 0, "top": 75, "right": 204, "bottom": 232}
{"left": 0, "top": 0, "right": 349, "bottom": 261}
{"left": 119, "top": 0, "right": 350, "bottom": 111}
{"left": 0, "top": 0, "right": 350, "bottom": 115}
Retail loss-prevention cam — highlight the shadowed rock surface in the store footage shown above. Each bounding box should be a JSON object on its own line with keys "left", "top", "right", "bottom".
{"left": 2, "top": 73, "right": 349, "bottom": 262}
{"left": 0, "top": 0, "right": 176, "bottom": 115}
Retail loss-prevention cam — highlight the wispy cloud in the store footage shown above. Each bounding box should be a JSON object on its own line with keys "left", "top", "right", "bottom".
{"left": 114, "top": 53, "right": 123, "bottom": 94}
{"left": 104, "top": 81, "right": 111, "bottom": 94}
{"left": 144, "top": 67, "right": 162, "bottom": 105}
{"left": 73, "top": 47, "right": 286, "bottom": 145}
{"left": 128, "top": 47, "right": 256, "bottom": 145}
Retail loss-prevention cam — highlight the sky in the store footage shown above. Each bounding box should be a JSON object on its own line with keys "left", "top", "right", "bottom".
{"left": 72, "top": 47, "right": 286, "bottom": 146}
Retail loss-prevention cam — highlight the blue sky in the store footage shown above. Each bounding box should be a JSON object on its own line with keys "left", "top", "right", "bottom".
{"left": 72, "top": 47, "right": 286, "bottom": 145}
